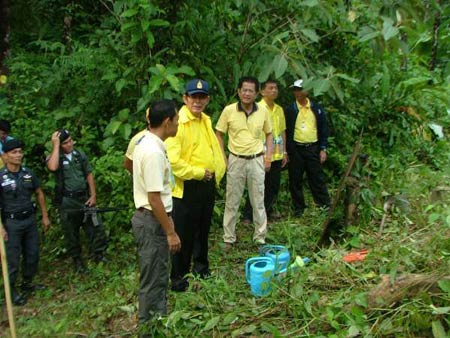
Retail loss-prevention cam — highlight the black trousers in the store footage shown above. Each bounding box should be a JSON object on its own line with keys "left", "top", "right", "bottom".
{"left": 288, "top": 144, "right": 330, "bottom": 214}
{"left": 4, "top": 215, "right": 39, "bottom": 286}
{"left": 171, "top": 179, "right": 215, "bottom": 288}
{"left": 243, "top": 160, "right": 283, "bottom": 220}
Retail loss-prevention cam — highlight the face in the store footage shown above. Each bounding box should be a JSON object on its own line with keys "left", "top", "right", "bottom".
{"left": 5, "top": 148, "right": 23, "bottom": 165}
{"left": 0, "top": 130, "right": 8, "bottom": 141}
{"left": 61, "top": 137, "right": 74, "bottom": 154}
{"left": 183, "top": 93, "right": 210, "bottom": 116}
{"left": 166, "top": 110, "right": 179, "bottom": 137}
{"left": 238, "top": 82, "right": 257, "bottom": 105}
{"left": 261, "top": 82, "right": 278, "bottom": 101}
{"left": 293, "top": 87, "right": 308, "bottom": 101}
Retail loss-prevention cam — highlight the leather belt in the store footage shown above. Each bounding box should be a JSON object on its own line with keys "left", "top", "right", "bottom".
{"left": 295, "top": 142, "right": 318, "bottom": 147}
{"left": 64, "top": 190, "right": 88, "bottom": 199}
{"left": 3, "top": 209, "right": 35, "bottom": 220}
{"left": 230, "top": 152, "right": 264, "bottom": 160}
{"left": 137, "top": 207, "right": 172, "bottom": 217}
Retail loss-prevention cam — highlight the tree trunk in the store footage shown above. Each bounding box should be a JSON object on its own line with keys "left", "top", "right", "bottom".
{"left": 429, "top": 0, "right": 441, "bottom": 71}
{"left": 0, "top": 0, "right": 10, "bottom": 76}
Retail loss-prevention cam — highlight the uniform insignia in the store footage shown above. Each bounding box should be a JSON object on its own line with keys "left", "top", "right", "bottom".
{"left": 23, "top": 174, "right": 32, "bottom": 179}
{"left": 196, "top": 81, "right": 203, "bottom": 89}
{"left": 63, "top": 161, "right": 69, "bottom": 165}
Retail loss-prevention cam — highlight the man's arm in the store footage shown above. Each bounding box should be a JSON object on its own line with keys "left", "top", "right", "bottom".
{"left": 123, "top": 156, "right": 133, "bottom": 174}
{"left": 281, "top": 130, "right": 288, "bottom": 168}
{"left": 46, "top": 131, "right": 61, "bottom": 172}
{"left": 85, "top": 173, "right": 96, "bottom": 207}
{"left": 215, "top": 130, "right": 227, "bottom": 165}
{"left": 35, "top": 187, "right": 50, "bottom": 232}
{"left": 264, "top": 132, "right": 273, "bottom": 172}
{"left": 148, "top": 192, "right": 181, "bottom": 253}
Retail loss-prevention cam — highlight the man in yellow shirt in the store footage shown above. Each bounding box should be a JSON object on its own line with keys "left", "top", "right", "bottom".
{"left": 216, "top": 76, "right": 272, "bottom": 248}
{"left": 165, "top": 79, "right": 225, "bottom": 291}
{"left": 284, "top": 79, "right": 331, "bottom": 216}
{"left": 243, "top": 80, "right": 288, "bottom": 222}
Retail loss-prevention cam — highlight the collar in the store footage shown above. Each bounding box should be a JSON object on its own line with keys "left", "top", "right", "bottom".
{"left": 237, "top": 102, "right": 258, "bottom": 114}
{"left": 178, "top": 105, "right": 208, "bottom": 124}
{"left": 296, "top": 98, "right": 311, "bottom": 109}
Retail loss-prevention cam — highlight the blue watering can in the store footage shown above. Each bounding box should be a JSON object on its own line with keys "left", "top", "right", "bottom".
{"left": 259, "top": 245, "right": 290, "bottom": 274}
{"left": 245, "top": 257, "right": 275, "bottom": 297}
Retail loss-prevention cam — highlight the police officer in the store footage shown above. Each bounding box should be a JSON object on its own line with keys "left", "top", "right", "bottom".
{"left": 46, "top": 129, "right": 107, "bottom": 272}
{"left": 0, "top": 139, "right": 50, "bottom": 306}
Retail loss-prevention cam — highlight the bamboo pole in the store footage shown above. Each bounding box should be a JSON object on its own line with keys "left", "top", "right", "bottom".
{"left": 0, "top": 219, "right": 17, "bottom": 338}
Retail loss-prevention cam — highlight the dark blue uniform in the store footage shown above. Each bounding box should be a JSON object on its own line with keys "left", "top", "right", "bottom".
{"left": 0, "top": 166, "right": 41, "bottom": 290}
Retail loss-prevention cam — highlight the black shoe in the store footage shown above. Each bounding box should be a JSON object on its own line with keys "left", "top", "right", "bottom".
{"left": 73, "top": 257, "right": 87, "bottom": 273}
{"left": 21, "top": 282, "right": 47, "bottom": 293}
{"left": 171, "top": 278, "right": 189, "bottom": 292}
{"left": 11, "top": 288, "right": 27, "bottom": 306}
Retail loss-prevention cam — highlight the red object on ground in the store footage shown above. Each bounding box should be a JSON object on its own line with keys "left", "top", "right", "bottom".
{"left": 343, "top": 249, "right": 369, "bottom": 263}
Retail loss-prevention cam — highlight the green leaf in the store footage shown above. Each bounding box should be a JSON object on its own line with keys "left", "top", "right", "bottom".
{"left": 312, "top": 79, "right": 330, "bottom": 96}
{"left": 105, "top": 120, "right": 122, "bottom": 135}
{"left": 431, "top": 320, "right": 447, "bottom": 338}
{"left": 149, "top": 19, "right": 169, "bottom": 27}
{"left": 115, "top": 79, "right": 128, "bottom": 93}
{"left": 272, "top": 54, "right": 288, "bottom": 78}
{"left": 202, "top": 316, "right": 220, "bottom": 331}
{"left": 121, "top": 8, "right": 138, "bottom": 18}
{"left": 302, "top": 0, "right": 319, "bottom": 7}
{"left": 437, "top": 280, "right": 450, "bottom": 293}
{"left": 382, "top": 18, "right": 399, "bottom": 41}
{"left": 431, "top": 306, "right": 450, "bottom": 315}
{"left": 141, "top": 20, "right": 150, "bottom": 31}
{"left": 301, "top": 29, "right": 319, "bottom": 42}
{"left": 166, "top": 74, "right": 181, "bottom": 92}
{"left": 222, "top": 313, "right": 238, "bottom": 325}
{"left": 358, "top": 31, "right": 380, "bottom": 42}
{"left": 335, "top": 73, "right": 359, "bottom": 83}
{"left": 118, "top": 108, "right": 130, "bottom": 121}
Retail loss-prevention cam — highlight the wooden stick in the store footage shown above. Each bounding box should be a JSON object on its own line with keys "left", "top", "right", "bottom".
{"left": 318, "top": 130, "right": 363, "bottom": 246}
{"left": 0, "top": 219, "right": 17, "bottom": 338}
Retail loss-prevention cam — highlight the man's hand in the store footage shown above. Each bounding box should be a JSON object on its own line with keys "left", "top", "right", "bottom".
{"left": 264, "top": 159, "right": 272, "bottom": 172}
{"left": 320, "top": 150, "right": 327, "bottom": 164}
{"left": 167, "top": 232, "right": 181, "bottom": 253}
{"left": 42, "top": 215, "right": 51, "bottom": 233}
{"left": 1, "top": 227, "right": 8, "bottom": 241}
{"left": 85, "top": 195, "right": 96, "bottom": 207}
{"left": 282, "top": 153, "right": 289, "bottom": 168}
{"left": 203, "top": 169, "right": 213, "bottom": 182}
{"left": 51, "top": 131, "right": 61, "bottom": 147}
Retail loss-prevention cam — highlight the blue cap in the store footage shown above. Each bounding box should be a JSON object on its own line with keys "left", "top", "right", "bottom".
{"left": 185, "top": 79, "right": 209, "bottom": 95}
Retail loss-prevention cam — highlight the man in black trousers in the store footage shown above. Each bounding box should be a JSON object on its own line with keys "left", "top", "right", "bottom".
{"left": 284, "top": 79, "right": 331, "bottom": 216}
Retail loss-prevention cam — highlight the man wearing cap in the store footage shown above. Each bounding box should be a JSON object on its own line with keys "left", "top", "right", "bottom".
{"left": 242, "top": 79, "right": 288, "bottom": 223}
{"left": 285, "top": 79, "right": 331, "bottom": 216}
{"left": 0, "top": 139, "right": 50, "bottom": 305}
{"left": 0, "top": 119, "right": 14, "bottom": 166}
{"left": 131, "top": 99, "right": 181, "bottom": 333}
{"left": 166, "top": 79, "right": 226, "bottom": 291}
{"left": 216, "top": 76, "right": 273, "bottom": 248}
{"left": 46, "top": 129, "right": 107, "bottom": 272}
{"left": 124, "top": 109, "right": 150, "bottom": 174}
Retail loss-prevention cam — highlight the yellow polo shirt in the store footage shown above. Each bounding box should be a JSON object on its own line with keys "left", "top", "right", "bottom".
{"left": 216, "top": 102, "right": 272, "bottom": 155}
{"left": 294, "top": 98, "right": 318, "bottom": 143}
{"left": 166, "top": 105, "right": 226, "bottom": 198}
{"left": 259, "top": 99, "right": 286, "bottom": 161}
{"left": 125, "top": 129, "right": 147, "bottom": 160}
{"left": 132, "top": 131, "right": 173, "bottom": 212}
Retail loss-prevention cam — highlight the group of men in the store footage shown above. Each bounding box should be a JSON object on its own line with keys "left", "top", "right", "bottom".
{"left": 0, "top": 126, "right": 107, "bottom": 306}
{"left": 128, "top": 76, "right": 331, "bottom": 334}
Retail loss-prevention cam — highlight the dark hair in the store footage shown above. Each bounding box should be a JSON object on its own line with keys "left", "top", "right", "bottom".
{"left": 148, "top": 99, "right": 177, "bottom": 128}
{"left": 261, "top": 79, "right": 278, "bottom": 90}
{"left": 238, "top": 76, "right": 259, "bottom": 91}
{"left": 0, "top": 119, "right": 11, "bottom": 133}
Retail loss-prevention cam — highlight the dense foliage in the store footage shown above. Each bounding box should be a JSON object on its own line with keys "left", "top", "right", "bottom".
{"left": 0, "top": 0, "right": 449, "bottom": 336}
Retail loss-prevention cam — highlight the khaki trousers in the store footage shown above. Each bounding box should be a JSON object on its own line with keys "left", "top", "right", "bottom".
{"left": 223, "top": 153, "right": 267, "bottom": 243}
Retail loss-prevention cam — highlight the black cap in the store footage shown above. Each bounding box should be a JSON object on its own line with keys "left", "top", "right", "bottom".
{"left": 59, "top": 129, "right": 70, "bottom": 143}
{"left": 3, "top": 139, "right": 23, "bottom": 153}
